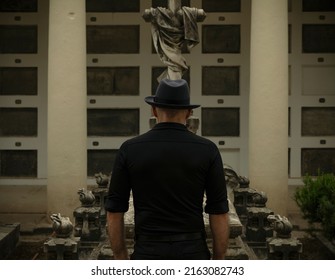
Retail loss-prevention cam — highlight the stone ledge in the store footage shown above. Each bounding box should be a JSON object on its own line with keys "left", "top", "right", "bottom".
{"left": 0, "top": 223, "right": 20, "bottom": 259}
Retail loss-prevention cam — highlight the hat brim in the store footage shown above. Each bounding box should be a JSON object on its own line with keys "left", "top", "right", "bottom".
{"left": 145, "top": 96, "right": 200, "bottom": 109}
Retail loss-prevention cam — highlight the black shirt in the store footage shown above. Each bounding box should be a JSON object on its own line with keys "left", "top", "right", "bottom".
{"left": 105, "top": 122, "right": 229, "bottom": 235}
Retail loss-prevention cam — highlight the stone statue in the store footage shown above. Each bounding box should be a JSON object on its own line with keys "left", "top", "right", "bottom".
{"left": 45, "top": 214, "right": 77, "bottom": 259}
{"left": 224, "top": 164, "right": 250, "bottom": 189}
{"left": 143, "top": 0, "right": 206, "bottom": 80}
{"left": 186, "top": 115, "right": 200, "bottom": 134}
{"left": 94, "top": 172, "right": 110, "bottom": 188}
{"left": 50, "top": 213, "right": 73, "bottom": 238}
{"left": 251, "top": 191, "right": 268, "bottom": 207}
{"left": 267, "top": 214, "right": 293, "bottom": 238}
{"left": 78, "top": 188, "right": 95, "bottom": 207}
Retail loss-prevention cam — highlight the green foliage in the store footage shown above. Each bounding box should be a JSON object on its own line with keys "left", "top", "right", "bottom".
{"left": 294, "top": 172, "right": 335, "bottom": 239}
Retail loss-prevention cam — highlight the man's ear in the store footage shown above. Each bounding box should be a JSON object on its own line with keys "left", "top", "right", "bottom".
{"left": 186, "top": 109, "right": 192, "bottom": 119}
{"left": 152, "top": 106, "right": 158, "bottom": 117}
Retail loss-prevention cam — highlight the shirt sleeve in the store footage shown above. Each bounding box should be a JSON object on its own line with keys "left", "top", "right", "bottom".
{"left": 204, "top": 148, "right": 229, "bottom": 214}
{"left": 105, "top": 144, "right": 131, "bottom": 213}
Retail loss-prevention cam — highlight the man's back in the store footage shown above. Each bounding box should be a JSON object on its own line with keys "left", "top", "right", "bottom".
{"left": 105, "top": 79, "right": 229, "bottom": 260}
{"left": 108, "top": 122, "right": 227, "bottom": 236}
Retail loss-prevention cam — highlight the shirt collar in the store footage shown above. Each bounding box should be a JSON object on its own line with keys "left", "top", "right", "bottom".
{"left": 153, "top": 122, "right": 188, "bottom": 131}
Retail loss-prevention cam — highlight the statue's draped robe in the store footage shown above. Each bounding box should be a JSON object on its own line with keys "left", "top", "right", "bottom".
{"left": 149, "top": 7, "right": 200, "bottom": 80}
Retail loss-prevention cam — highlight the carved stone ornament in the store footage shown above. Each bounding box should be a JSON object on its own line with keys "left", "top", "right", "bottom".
{"left": 251, "top": 191, "right": 268, "bottom": 207}
{"left": 224, "top": 164, "right": 250, "bottom": 188}
{"left": 50, "top": 213, "right": 73, "bottom": 238}
{"left": 78, "top": 188, "right": 96, "bottom": 207}
{"left": 267, "top": 214, "right": 293, "bottom": 238}
{"left": 94, "top": 172, "right": 110, "bottom": 188}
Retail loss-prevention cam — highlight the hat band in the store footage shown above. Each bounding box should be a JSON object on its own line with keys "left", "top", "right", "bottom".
{"left": 154, "top": 96, "right": 189, "bottom": 106}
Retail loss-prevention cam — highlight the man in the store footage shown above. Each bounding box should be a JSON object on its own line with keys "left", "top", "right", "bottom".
{"left": 105, "top": 79, "right": 229, "bottom": 260}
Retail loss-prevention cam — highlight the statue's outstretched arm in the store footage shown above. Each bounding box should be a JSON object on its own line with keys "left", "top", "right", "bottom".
{"left": 143, "top": 8, "right": 155, "bottom": 22}
{"left": 196, "top": 9, "right": 206, "bottom": 22}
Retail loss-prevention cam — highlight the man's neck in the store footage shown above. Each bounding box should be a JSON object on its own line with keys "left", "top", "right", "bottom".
{"left": 154, "top": 107, "right": 190, "bottom": 125}
{"left": 156, "top": 117, "right": 186, "bottom": 125}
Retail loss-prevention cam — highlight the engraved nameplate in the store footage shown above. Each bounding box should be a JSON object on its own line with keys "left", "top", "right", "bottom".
{"left": 0, "top": 67, "right": 37, "bottom": 95}
{"left": 86, "top": 0, "right": 140, "bottom": 12}
{"left": 87, "top": 25, "right": 140, "bottom": 54}
{"left": 302, "top": 24, "right": 335, "bottom": 53}
{"left": 301, "top": 148, "right": 335, "bottom": 176}
{"left": 87, "top": 67, "right": 139, "bottom": 96}
{"left": 0, "top": 0, "right": 37, "bottom": 12}
{"left": 202, "top": 66, "right": 240, "bottom": 95}
{"left": 202, "top": 25, "right": 240, "bottom": 53}
{"left": 202, "top": 0, "right": 241, "bottom": 12}
{"left": 87, "top": 149, "right": 118, "bottom": 177}
{"left": 0, "top": 25, "right": 37, "bottom": 53}
{"left": 303, "top": 0, "right": 335, "bottom": 11}
{"left": 87, "top": 109, "right": 139, "bottom": 136}
{"left": 0, "top": 150, "right": 37, "bottom": 177}
{"left": 0, "top": 108, "right": 38, "bottom": 136}
{"left": 202, "top": 108, "right": 240, "bottom": 136}
{"left": 302, "top": 107, "right": 335, "bottom": 136}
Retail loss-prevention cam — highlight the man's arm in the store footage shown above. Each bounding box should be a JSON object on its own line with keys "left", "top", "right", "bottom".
{"left": 107, "top": 212, "right": 129, "bottom": 260}
{"left": 209, "top": 213, "right": 230, "bottom": 260}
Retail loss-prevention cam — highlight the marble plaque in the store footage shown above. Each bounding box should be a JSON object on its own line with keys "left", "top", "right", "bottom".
{"left": 87, "top": 149, "right": 118, "bottom": 177}
{"left": 302, "top": 66, "right": 335, "bottom": 96}
{"left": 152, "top": 0, "right": 190, "bottom": 8}
{"left": 302, "top": 24, "right": 335, "bottom": 53}
{"left": 86, "top": 0, "right": 139, "bottom": 12}
{"left": 202, "top": 0, "right": 241, "bottom": 12}
{"left": 202, "top": 66, "right": 239, "bottom": 95}
{"left": 0, "top": 25, "right": 37, "bottom": 54}
{"left": 0, "top": 0, "right": 37, "bottom": 12}
{"left": 87, "top": 67, "right": 139, "bottom": 96}
{"left": 302, "top": 107, "right": 335, "bottom": 136}
{"left": 87, "top": 25, "right": 140, "bottom": 54}
{"left": 202, "top": 25, "right": 240, "bottom": 53}
{"left": 0, "top": 108, "right": 37, "bottom": 136}
{"left": 301, "top": 148, "right": 335, "bottom": 176}
{"left": 87, "top": 109, "right": 139, "bottom": 136}
{"left": 0, "top": 150, "right": 37, "bottom": 177}
{"left": 303, "top": 0, "right": 335, "bottom": 11}
{"left": 0, "top": 67, "right": 37, "bottom": 96}
{"left": 151, "top": 67, "right": 190, "bottom": 95}
{"left": 202, "top": 108, "right": 240, "bottom": 136}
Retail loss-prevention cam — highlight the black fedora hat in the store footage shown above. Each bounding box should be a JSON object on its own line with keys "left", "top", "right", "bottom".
{"left": 145, "top": 79, "right": 200, "bottom": 109}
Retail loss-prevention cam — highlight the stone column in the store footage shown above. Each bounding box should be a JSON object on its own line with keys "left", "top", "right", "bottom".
{"left": 249, "top": 0, "right": 288, "bottom": 215}
{"left": 47, "top": 0, "right": 87, "bottom": 219}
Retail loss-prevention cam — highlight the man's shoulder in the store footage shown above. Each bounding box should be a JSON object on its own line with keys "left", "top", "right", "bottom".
{"left": 120, "top": 130, "right": 153, "bottom": 147}
{"left": 187, "top": 132, "right": 217, "bottom": 146}
{"left": 121, "top": 128, "right": 218, "bottom": 150}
